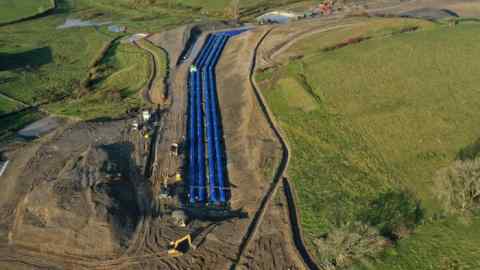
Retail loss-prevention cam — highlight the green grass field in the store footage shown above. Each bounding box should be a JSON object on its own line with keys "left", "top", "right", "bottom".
{"left": 174, "top": 0, "right": 311, "bottom": 13}
{"left": 0, "top": 96, "right": 23, "bottom": 115}
{"left": 77, "top": 0, "right": 313, "bottom": 31}
{"left": 0, "top": 110, "right": 44, "bottom": 142}
{"left": 0, "top": 20, "right": 114, "bottom": 105}
{"left": 0, "top": 0, "right": 55, "bottom": 25}
{"left": 0, "top": 0, "right": 156, "bottom": 136}
{"left": 47, "top": 41, "right": 149, "bottom": 120}
{"left": 258, "top": 18, "right": 480, "bottom": 269}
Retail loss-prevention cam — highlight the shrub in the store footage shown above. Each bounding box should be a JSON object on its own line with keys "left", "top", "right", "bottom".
{"left": 435, "top": 158, "right": 480, "bottom": 215}
{"left": 314, "top": 222, "right": 388, "bottom": 268}
{"left": 457, "top": 139, "right": 480, "bottom": 161}
{"left": 360, "top": 191, "right": 424, "bottom": 240}
{"left": 323, "top": 36, "right": 371, "bottom": 52}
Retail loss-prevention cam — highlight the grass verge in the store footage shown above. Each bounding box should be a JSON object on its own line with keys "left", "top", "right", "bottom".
{"left": 136, "top": 39, "right": 168, "bottom": 103}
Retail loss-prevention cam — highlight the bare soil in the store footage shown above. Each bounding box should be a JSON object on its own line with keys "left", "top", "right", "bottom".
{"left": 0, "top": 25, "right": 283, "bottom": 270}
{"left": 240, "top": 183, "right": 306, "bottom": 270}
{"left": 0, "top": 121, "right": 136, "bottom": 265}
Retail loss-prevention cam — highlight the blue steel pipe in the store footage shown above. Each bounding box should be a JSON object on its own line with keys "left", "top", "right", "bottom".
{"left": 202, "top": 37, "right": 223, "bottom": 203}
{"left": 202, "top": 35, "right": 228, "bottom": 203}
{"left": 208, "top": 35, "right": 230, "bottom": 203}
{"left": 194, "top": 71, "right": 201, "bottom": 201}
{"left": 187, "top": 29, "right": 248, "bottom": 205}
{"left": 204, "top": 35, "right": 225, "bottom": 66}
{"left": 194, "top": 35, "right": 214, "bottom": 66}
{"left": 188, "top": 36, "right": 210, "bottom": 203}
{"left": 188, "top": 72, "right": 196, "bottom": 203}
{"left": 219, "top": 29, "right": 249, "bottom": 37}
{"left": 190, "top": 34, "right": 217, "bottom": 203}
{"left": 195, "top": 70, "right": 206, "bottom": 202}
{"left": 197, "top": 35, "right": 218, "bottom": 67}
{"left": 201, "top": 35, "right": 222, "bottom": 203}
{"left": 206, "top": 68, "right": 220, "bottom": 201}
{"left": 211, "top": 70, "right": 226, "bottom": 203}
{"left": 197, "top": 35, "right": 228, "bottom": 203}
{"left": 204, "top": 69, "right": 217, "bottom": 203}
{"left": 211, "top": 35, "right": 229, "bottom": 67}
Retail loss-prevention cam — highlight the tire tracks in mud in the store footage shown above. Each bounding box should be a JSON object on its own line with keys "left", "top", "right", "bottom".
{"left": 232, "top": 26, "right": 321, "bottom": 269}
{"left": 232, "top": 27, "right": 308, "bottom": 269}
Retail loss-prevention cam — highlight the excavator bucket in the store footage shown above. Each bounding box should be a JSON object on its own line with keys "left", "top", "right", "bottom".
{"left": 168, "top": 234, "right": 192, "bottom": 256}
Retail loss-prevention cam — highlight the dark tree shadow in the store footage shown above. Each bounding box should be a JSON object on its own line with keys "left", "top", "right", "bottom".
{"left": 457, "top": 138, "right": 480, "bottom": 161}
{"left": 87, "top": 116, "right": 114, "bottom": 123}
{"left": 400, "top": 8, "right": 459, "bottom": 21}
{"left": 94, "top": 143, "right": 143, "bottom": 246}
{"left": 0, "top": 47, "right": 52, "bottom": 71}
{"left": 0, "top": 77, "right": 16, "bottom": 85}
{"left": 440, "top": 9, "right": 460, "bottom": 18}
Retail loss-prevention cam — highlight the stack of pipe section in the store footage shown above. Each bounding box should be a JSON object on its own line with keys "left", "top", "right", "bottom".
{"left": 187, "top": 29, "right": 249, "bottom": 205}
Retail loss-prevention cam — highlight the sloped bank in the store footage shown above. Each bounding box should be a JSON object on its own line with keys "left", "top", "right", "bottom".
{"left": 0, "top": 0, "right": 57, "bottom": 27}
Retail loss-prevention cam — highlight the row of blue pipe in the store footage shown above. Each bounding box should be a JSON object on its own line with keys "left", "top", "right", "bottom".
{"left": 187, "top": 29, "right": 248, "bottom": 205}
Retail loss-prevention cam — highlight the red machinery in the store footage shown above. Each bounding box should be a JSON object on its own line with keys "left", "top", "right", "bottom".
{"left": 318, "top": 0, "right": 334, "bottom": 15}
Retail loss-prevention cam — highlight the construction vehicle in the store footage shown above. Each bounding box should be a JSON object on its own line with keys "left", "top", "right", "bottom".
{"left": 142, "top": 110, "right": 151, "bottom": 122}
{"left": 312, "top": 0, "right": 334, "bottom": 16}
{"left": 168, "top": 234, "right": 194, "bottom": 256}
{"left": 131, "top": 120, "right": 139, "bottom": 130}
{"left": 190, "top": 65, "right": 197, "bottom": 73}
{"left": 321, "top": 0, "right": 334, "bottom": 15}
{"left": 170, "top": 143, "right": 179, "bottom": 156}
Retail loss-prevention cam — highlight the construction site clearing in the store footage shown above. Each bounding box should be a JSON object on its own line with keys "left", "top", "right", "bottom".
{"left": 1, "top": 0, "right": 477, "bottom": 269}
{"left": 0, "top": 21, "right": 280, "bottom": 269}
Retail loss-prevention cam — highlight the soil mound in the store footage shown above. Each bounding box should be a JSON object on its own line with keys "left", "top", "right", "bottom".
{"left": 0, "top": 121, "right": 145, "bottom": 261}
{"left": 18, "top": 142, "right": 139, "bottom": 255}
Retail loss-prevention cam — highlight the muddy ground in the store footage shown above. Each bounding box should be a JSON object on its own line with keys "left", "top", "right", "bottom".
{"left": 240, "top": 183, "right": 305, "bottom": 270}
{"left": 0, "top": 26, "right": 283, "bottom": 270}
{"left": 0, "top": 121, "right": 136, "bottom": 263}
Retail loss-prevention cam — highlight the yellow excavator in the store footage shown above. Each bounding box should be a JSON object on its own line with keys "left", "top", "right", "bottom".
{"left": 168, "top": 234, "right": 194, "bottom": 256}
